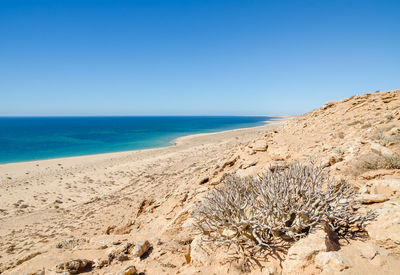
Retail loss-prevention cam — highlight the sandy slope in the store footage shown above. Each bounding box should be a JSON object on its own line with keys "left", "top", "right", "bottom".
{"left": 1, "top": 89, "right": 400, "bottom": 275}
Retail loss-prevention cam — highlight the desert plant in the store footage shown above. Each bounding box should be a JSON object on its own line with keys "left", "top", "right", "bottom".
{"left": 362, "top": 153, "right": 400, "bottom": 170}
{"left": 194, "top": 162, "right": 368, "bottom": 257}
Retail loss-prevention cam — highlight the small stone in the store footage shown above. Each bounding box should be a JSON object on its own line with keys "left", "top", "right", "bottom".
{"left": 94, "top": 258, "right": 109, "bottom": 268}
{"left": 55, "top": 259, "right": 94, "bottom": 274}
{"left": 358, "top": 194, "right": 389, "bottom": 204}
{"left": 27, "top": 269, "right": 45, "bottom": 275}
{"left": 252, "top": 140, "right": 268, "bottom": 152}
{"left": 118, "top": 253, "right": 130, "bottom": 261}
{"left": 131, "top": 240, "right": 151, "bottom": 258}
{"left": 119, "top": 265, "right": 137, "bottom": 275}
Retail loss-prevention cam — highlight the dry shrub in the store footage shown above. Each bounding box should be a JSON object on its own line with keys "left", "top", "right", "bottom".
{"left": 194, "top": 162, "right": 369, "bottom": 258}
{"left": 361, "top": 153, "right": 400, "bottom": 170}
{"left": 371, "top": 126, "right": 400, "bottom": 146}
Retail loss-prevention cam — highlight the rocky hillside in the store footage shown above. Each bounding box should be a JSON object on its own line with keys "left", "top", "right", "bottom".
{"left": 203, "top": 89, "right": 400, "bottom": 274}
{"left": 2, "top": 89, "right": 400, "bottom": 275}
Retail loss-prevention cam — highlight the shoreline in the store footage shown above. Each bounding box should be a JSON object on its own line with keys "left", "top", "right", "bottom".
{"left": 0, "top": 116, "right": 292, "bottom": 166}
{"left": 0, "top": 116, "right": 290, "bottom": 224}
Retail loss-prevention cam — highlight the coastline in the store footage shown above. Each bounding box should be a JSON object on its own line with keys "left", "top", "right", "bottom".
{"left": 0, "top": 116, "right": 290, "bottom": 216}
{"left": 0, "top": 115, "right": 291, "bottom": 166}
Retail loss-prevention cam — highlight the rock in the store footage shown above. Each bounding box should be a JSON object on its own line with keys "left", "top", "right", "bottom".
{"left": 359, "top": 185, "right": 369, "bottom": 194}
{"left": 370, "top": 142, "right": 394, "bottom": 156}
{"left": 265, "top": 266, "right": 277, "bottom": 275}
{"left": 252, "top": 140, "right": 268, "bottom": 152}
{"left": 190, "top": 235, "right": 211, "bottom": 266}
{"left": 268, "top": 161, "right": 288, "bottom": 171}
{"left": 322, "top": 101, "right": 335, "bottom": 110}
{"left": 118, "top": 254, "right": 130, "bottom": 261}
{"left": 282, "top": 230, "right": 325, "bottom": 274}
{"left": 56, "top": 238, "right": 88, "bottom": 249}
{"left": 131, "top": 240, "right": 151, "bottom": 258}
{"left": 107, "top": 242, "right": 133, "bottom": 256}
{"left": 370, "top": 179, "right": 400, "bottom": 197}
{"left": 55, "top": 259, "right": 94, "bottom": 274}
{"left": 315, "top": 251, "right": 353, "bottom": 272}
{"left": 241, "top": 159, "right": 258, "bottom": 169}
{"left": 107, "top": 242, "right": 133, "bottom": 263}
{"left": 119, "top": 265, "right": 137, "bottom": 275}
{"left": 94, "top": 258, "right": 109, "bottom": 268}
{"left": 389, "top": 127, "right": 400, "bottom": 136}
{"left": 366, "top": 201, "right": 400, "bottom": 250}
{"left": 28, "top": 269, "right": 45, "bottom": 275}
{"left": 105, "top": 225, "right": 116, "bottom": 235}
{"left": 358, "top": 193, "right": 389, "bottom": 204}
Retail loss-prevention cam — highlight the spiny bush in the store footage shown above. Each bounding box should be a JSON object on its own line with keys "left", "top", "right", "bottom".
{"left": 194, "top": 162, "right": 369, "bottom": 256}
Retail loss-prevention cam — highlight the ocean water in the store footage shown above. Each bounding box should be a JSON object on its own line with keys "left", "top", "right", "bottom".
{"left": 0, "top": 116, "right": 274, "bottom": 164}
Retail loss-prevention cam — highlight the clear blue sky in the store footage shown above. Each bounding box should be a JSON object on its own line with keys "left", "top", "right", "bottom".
{"left": 1, "top": 0, "right": 399, "bottom": 116}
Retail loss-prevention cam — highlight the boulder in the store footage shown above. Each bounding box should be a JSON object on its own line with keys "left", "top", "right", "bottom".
{"left": 282, "top": 230, "right": 325, "bottom": 274}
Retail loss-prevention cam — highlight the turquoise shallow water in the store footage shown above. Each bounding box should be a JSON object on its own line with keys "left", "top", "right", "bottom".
{"left": 0, "top": 116, "right": 274, "bottom": 164}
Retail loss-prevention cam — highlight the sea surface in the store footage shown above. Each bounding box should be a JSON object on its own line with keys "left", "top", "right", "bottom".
{"left": 0, "top": 116, "right": 274, "bottom": 164}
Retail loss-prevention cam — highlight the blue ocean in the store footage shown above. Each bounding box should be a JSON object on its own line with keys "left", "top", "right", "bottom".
{"left": 0, "top": 116, "right": 273, "bottom": 164}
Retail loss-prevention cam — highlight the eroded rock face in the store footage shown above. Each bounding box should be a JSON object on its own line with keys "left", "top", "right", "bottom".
{"left": 55, "top": 259, "right": 94, "bottom": 274}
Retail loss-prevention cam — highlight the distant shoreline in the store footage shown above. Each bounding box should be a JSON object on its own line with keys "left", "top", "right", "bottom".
{"left": 0, "top": 116, "right": 293, "bottom": 166}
